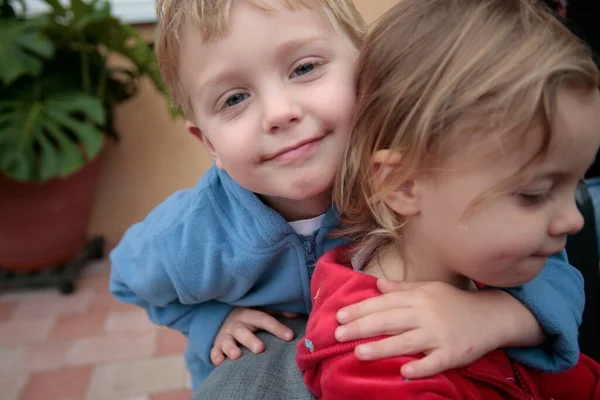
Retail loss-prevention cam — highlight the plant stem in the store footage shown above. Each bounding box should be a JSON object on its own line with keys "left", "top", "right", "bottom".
{"left": 20, "top": 102, "right": 42, "bottom": 149}
{"left": 96, "top": 56, "right": 108, "bottom": 100}
{"left": 81, "top": 45, "right": 91, "bottom": 94}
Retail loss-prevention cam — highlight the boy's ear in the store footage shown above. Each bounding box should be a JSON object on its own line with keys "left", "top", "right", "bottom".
{"left": 185, "top": 120, "right": 224, "bottom": 169}
{"left": 371, "top": 149, "right": 421, "bottom": 217}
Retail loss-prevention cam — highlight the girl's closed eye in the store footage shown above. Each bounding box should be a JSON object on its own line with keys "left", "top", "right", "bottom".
{"left": 517, "top": 190, "right": 553, "bottom": 207}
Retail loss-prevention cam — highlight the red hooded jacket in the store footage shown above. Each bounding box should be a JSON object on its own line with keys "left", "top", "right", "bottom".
{"left": 296, "top": 247, "right": 600, "bottom": 400}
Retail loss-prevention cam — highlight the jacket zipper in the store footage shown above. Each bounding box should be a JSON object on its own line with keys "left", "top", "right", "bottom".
{"left": 465, "top": 369, "right": 533, "bottom": 399}
{"left": 510, "top": 361, "right": 533, "bottom": 399}
{"left": 302, "top": 234, "right": 317, "bottom": 279}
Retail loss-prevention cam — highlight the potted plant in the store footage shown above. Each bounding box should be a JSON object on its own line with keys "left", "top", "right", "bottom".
{"left": 0, "top": 0, "right": 168, "bottom": 272}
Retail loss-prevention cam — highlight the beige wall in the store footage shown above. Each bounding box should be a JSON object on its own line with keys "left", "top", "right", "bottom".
{"left": 89, "top": 1, "right": 399, "bottom": 243}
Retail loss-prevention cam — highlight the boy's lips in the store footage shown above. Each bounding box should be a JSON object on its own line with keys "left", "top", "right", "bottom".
{"left": 262, "top": 134, "right": 328, "bottom": 163}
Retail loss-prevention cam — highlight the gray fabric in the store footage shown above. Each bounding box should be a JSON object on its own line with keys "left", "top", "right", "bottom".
{"left": 193, "top": 316, "right": 317, "bottom": 400}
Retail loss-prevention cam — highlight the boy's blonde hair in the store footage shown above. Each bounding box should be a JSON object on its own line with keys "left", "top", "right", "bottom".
{"left": 156, "top": 0, "right": 365, "bottom": 116}
{"left": 335, "top": 0, "right": 598, "bottom": 256}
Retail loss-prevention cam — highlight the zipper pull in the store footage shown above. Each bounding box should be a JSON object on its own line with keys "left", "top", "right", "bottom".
{"left": 304, "top": 240, "right": 314, "bottom": 254}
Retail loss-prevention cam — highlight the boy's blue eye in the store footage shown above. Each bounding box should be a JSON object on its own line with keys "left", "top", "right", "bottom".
{"left": 292, "top": 62, "right": 316, "bottom": 77}
{"left": 225, "top": 93, "right": 249, "bottom": 107}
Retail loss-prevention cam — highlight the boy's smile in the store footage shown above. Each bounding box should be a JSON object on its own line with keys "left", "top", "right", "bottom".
{"left": 179, "top": 0, "right": 358, "bottom": 220}
{"left": 261, "top": 131, "right": 330, "bottom": 165}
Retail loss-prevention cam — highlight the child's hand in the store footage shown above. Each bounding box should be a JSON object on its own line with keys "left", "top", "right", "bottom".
{"left": 210, "top": 307, "right": 296, "bottom": 366}
{"left": 334, "top": 279, "right": 542, "bottom": 379}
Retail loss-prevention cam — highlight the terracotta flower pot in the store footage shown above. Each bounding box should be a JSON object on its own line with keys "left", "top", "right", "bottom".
{"left": 0, "top": 157, "right": 102, "bottom": 272}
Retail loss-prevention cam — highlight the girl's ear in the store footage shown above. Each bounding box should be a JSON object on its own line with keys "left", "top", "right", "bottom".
{"left": 371, "top": 149, "right": 421, "bottom": 217}
{"left": 185, "top": 121, "right": 224, "bottom": 169}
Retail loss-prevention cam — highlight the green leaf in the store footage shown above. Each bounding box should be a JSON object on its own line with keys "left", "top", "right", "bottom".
{"left": 69, "top": 0, "right": 95, "bottom": 16}
{"left": 0, "top": 92, "right": 106, "bottom": 181}
{"left": 37, "top": 130, "right": 60, "bottom": 180}
{"left": 42, "top": 118, "right": 84, "bottom": 176}
{"left": 74, "top": 2, "right": 112, "bottom": 31}
{"left": 47, "top": 94, "right": 105, "bottom": 124}
{"left": 0, "top": 148, "right": 35, "bottom": 181}
{"left": 0, "top": 16, "right": 54, "bottom": 84}
{"left": 44, "top": 0, "right": 67, "bottom": 16}
{"left": 45, "top": 109, "right": 104, "bottom": 157}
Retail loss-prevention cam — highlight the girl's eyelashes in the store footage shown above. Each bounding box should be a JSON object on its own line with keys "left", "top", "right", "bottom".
{"left": 517, "top": 191, "right": 553, "bottom": 207}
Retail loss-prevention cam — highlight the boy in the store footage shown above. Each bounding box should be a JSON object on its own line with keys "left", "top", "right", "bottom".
{"left": 110, "top": 0, "right": 585, "bottom": 391}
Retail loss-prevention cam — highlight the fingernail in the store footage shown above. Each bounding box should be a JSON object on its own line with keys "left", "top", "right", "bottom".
{"left": 285, "top": 331, "right": 294, "bottom": 340}
{"left": 356, "top": 345, "right": 372, "bottom": 359}
{"left": 402, "top": 365, "right": 414, "bottom": 377}
{"left": 335, "top": 327, "right": 347, "bottom": 341}
{"left": 337, "top": 310, "right": 348, "bottom": 323}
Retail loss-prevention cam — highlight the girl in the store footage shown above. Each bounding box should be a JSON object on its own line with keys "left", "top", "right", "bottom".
{"left": 297, "top": 0, "right": 600, "bottom": 398}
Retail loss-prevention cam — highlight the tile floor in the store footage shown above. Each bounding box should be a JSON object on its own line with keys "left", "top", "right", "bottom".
{"left": 0, "top": 260, "right": 193, "bottom": 400}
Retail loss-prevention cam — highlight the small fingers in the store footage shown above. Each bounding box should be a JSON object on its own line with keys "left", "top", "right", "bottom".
{"left": 354, "top": 329, "right": 430, "bottom": 361}
{"left": 400, "top": 350, "right": 451, "bottom": 379}
{"left": 249, "top": 311, "right": 295, "bottom": 341}
{"left": 337, "top": 294, "right": 412, "bottom": 324}
{"left": 210, "top": 347, "right": 226, "bottom": 366}
{"left": 221, "top": 337, "right": 242, "bottom": 360}
{"left": 232, "top": 326, "right": 265, "bottom": 354}
{"left": 336, "top": 310, "right": 417, "bottom": 342}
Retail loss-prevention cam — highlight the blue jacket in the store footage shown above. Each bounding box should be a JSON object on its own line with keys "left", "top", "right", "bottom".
{"left": 110, "top": 166, "right": 584, "bottom": 390}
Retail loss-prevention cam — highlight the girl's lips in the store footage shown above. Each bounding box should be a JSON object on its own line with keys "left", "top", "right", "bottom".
{"left": 533, "top": 246, "right": 565, "bottom": 258}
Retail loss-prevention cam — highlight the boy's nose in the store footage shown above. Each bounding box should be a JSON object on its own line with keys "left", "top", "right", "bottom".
{"left": 262, "top": 93, "right": 303, "bottom": 133}
{"left": 549, "top": 200, "right": 585, "bottom": 237}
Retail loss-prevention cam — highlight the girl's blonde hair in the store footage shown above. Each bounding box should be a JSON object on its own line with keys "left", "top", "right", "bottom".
{"left": 155, "top": 0, "right": 366, "bottom": 116}
{"left": 335, "top": 0, "right": 598, "bottom": 257}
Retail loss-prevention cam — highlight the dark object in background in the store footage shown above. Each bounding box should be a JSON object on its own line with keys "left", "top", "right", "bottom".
{"left": 0, "top": 237, "right": 104, "bottom": 295}
{"left": 541, "top": 0, "right": 566, "bottom": 16}
{"left": 545, "top": 0, "right": 600, "bottom": 363}
{"left": 565, "top": 0, "right": 600, "bottom": 178}
{"left": 567, "top": 0, "right": 600, "bottom": 69}
{"left": 565, "top": 182, "right": 600, "bottom": 362}
{"left": 542, "top": 0, "right": 600, "bottom": 178}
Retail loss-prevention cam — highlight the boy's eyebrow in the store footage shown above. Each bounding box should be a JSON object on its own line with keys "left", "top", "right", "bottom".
{"left": 198, "top": 71, "right": 242, "bottom": 99}
{"left": 274, "top": 37, "right": 328, "bottom": 60}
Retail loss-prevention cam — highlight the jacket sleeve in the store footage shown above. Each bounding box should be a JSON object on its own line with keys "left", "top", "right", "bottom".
{"left": 317, "top": 354, "right": 461, "bottom": 400}
{"left": 503, "top": 250, "right": 584, "bottom": 372}
{"left": 110, "top": 264, "right": 232, "bottom": 365}
{"left": 109, "top": 191, "right": 234, "bottom": 366}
